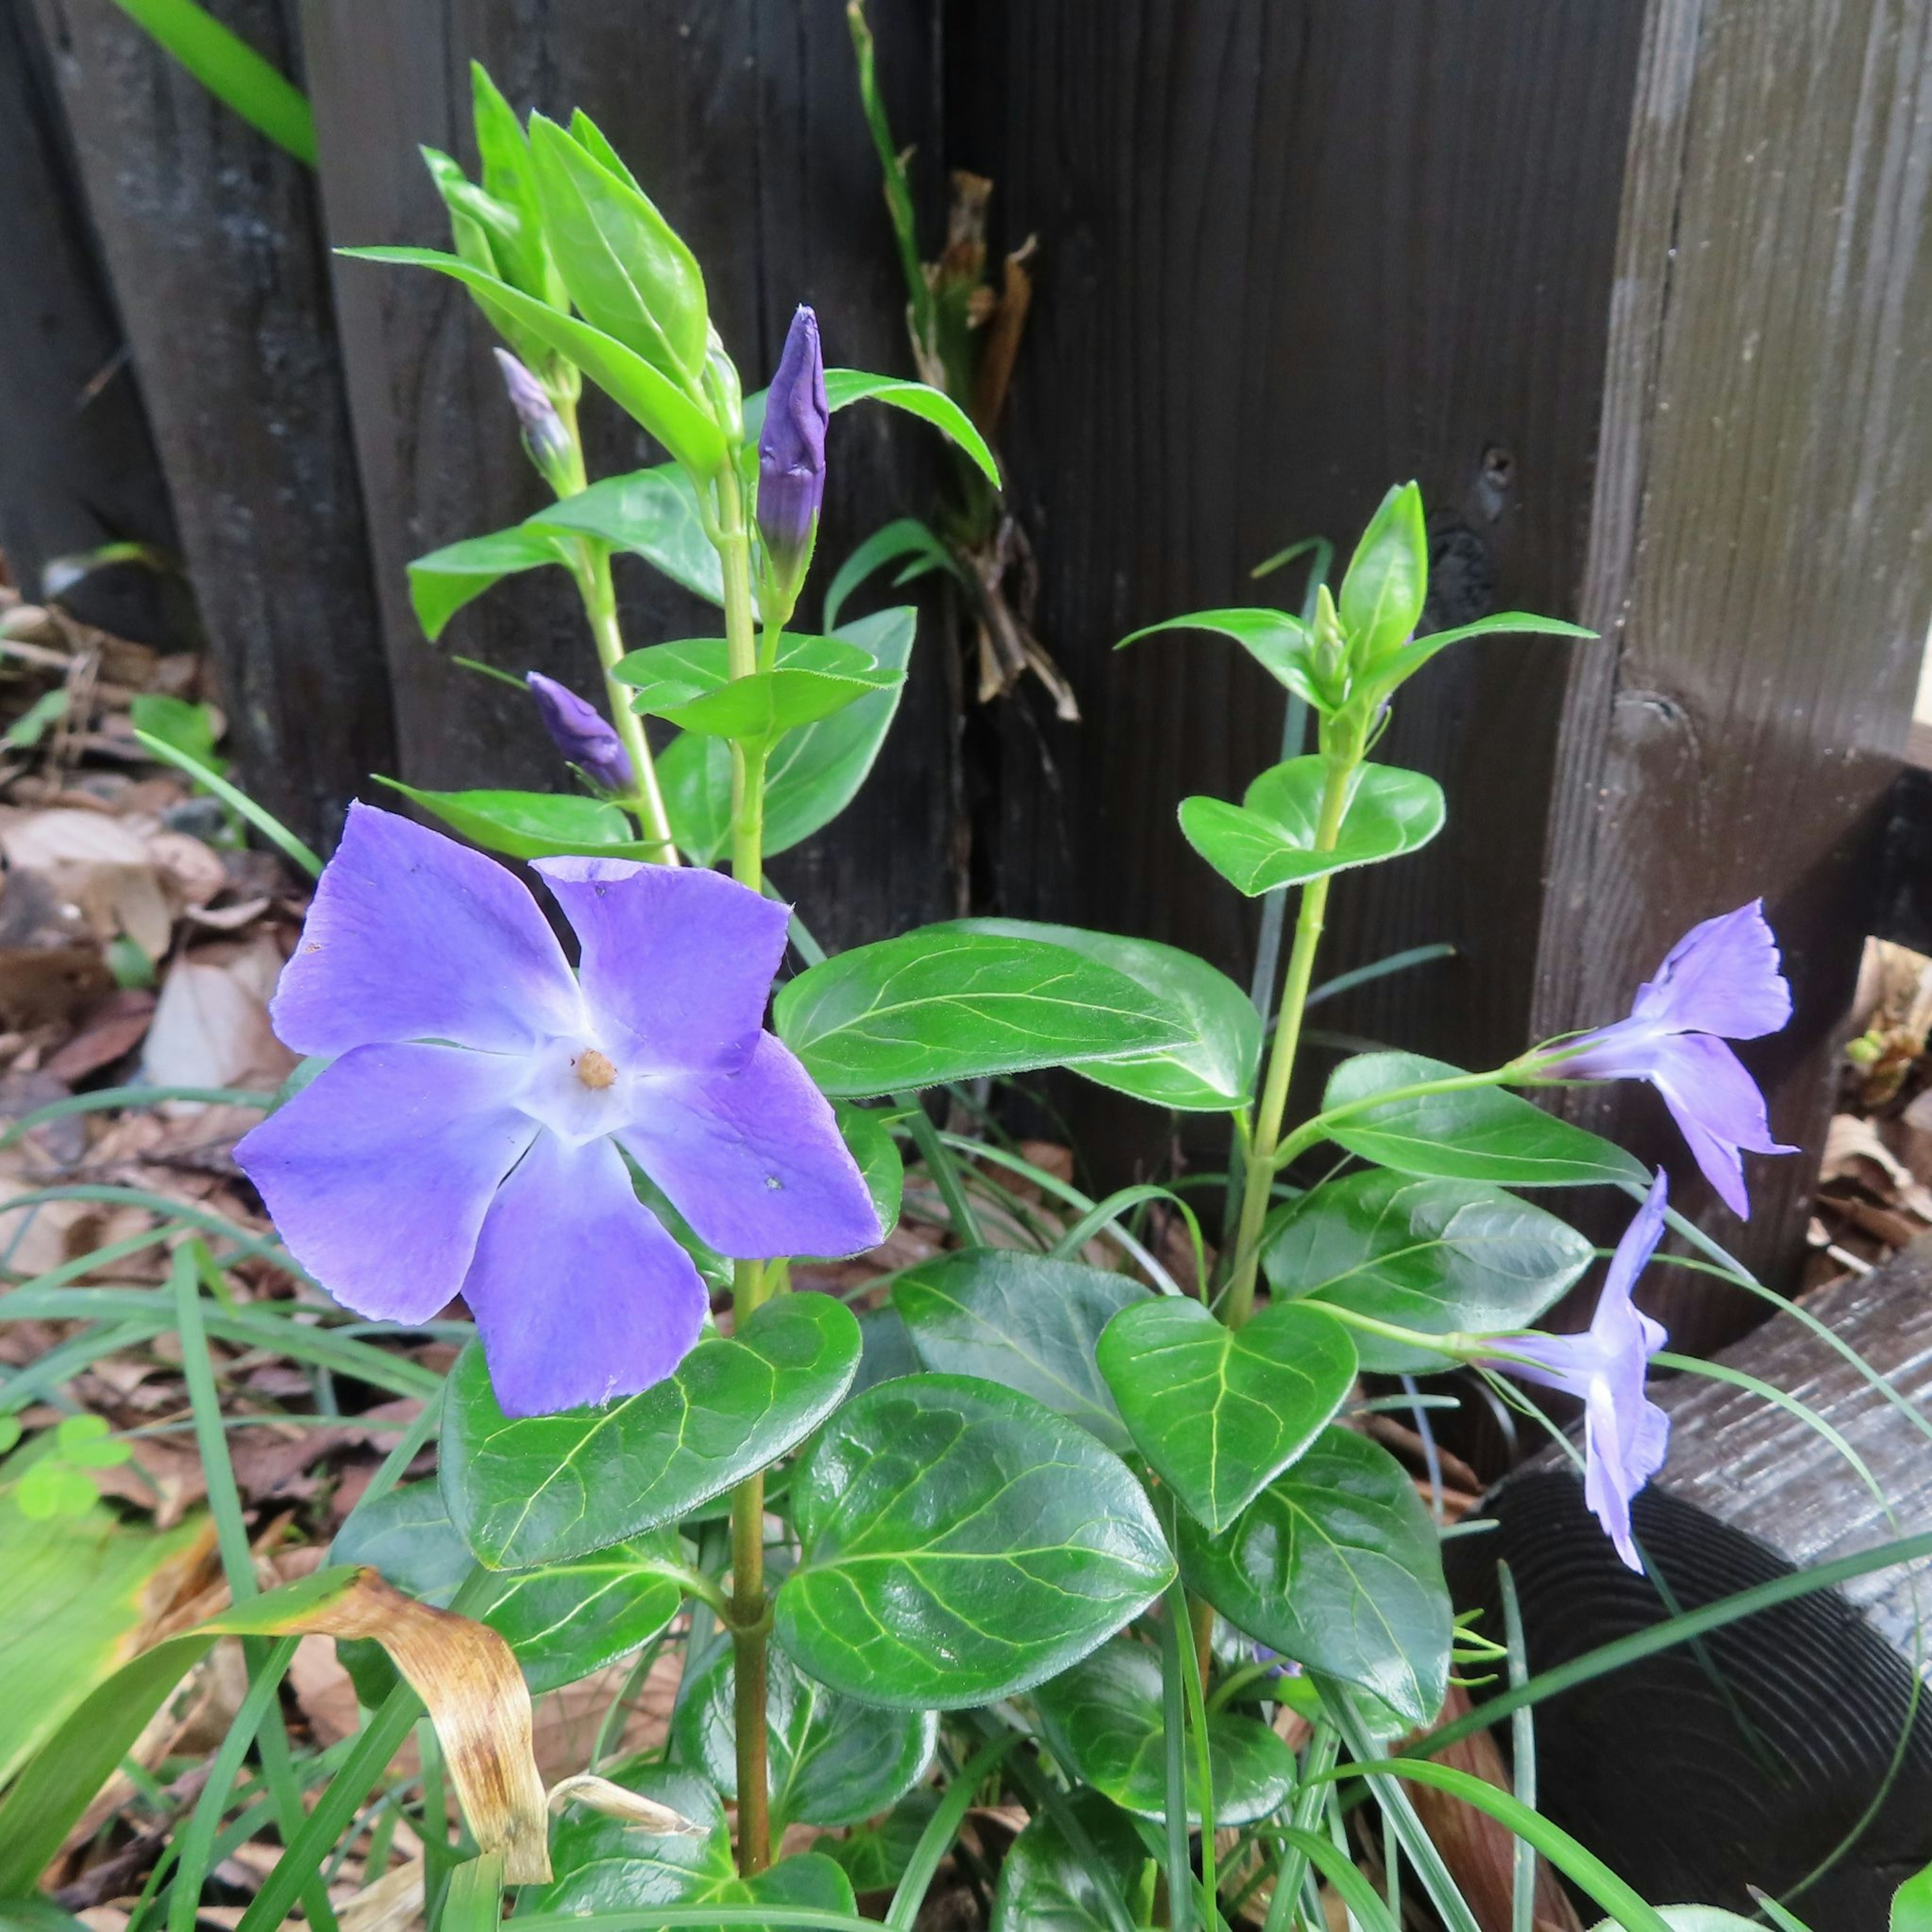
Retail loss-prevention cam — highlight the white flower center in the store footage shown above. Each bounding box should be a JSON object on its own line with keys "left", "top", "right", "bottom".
{"left": 514, "top": 1035, "right": 644, "bottom": 1148}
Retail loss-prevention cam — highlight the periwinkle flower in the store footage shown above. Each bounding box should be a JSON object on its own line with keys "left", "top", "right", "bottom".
{"left": 526, "top": 671, "right": 634, "bottom": 794}
{"left": 493, "top": 347, "right": 574, "bottom": 478}
{"left": 234, "top": 806, "right": 880, "bottom": 1416}
{"left": 1489, "top": 1171, "right": 1672, "bottom": 1571}
{"left": 756, "top": 305, "right": 827, "bottom": 591}
{"left": 1554, "top": 900, "right": 1795, "bottom": 1217}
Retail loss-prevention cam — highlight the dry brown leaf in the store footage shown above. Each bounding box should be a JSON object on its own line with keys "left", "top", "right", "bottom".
{"left": 45, "top": 990, "right": 154, "bottom": 1083}
{"left": 0, "top": 808, "right": 174, "bottom": 956}
{"left": 141, "top": 938, "right": 294, "bottom": 1095}
{"left": 289, "top": 1633, "right": 364, "bottom": 1747}
{"left": 548, "top": 1774, "right": 706, "bottom": 1834}
{"left": 338, "top": 1855, "right": 425, "bottom": 1932}
{"left": 0, "top": 946, "right": 113, "bottom": 1031}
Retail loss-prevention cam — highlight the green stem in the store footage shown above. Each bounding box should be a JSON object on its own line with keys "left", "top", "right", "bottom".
{"left": 1223, "top": 756, "right": 1356, "bottom": 1327}
{"left": 578, "top": 546, "right": 680, "bottom": 865}
{"left": 1270, "top": 1063, "right": 1521, "bottom": 1174}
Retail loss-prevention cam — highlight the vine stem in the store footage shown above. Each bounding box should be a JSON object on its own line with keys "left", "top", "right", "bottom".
{"left": 579, "top": 549, "right": 681, "bottom": 865}
{"left": 1222, "top": 755, "right": 1357, "bottom": 1328}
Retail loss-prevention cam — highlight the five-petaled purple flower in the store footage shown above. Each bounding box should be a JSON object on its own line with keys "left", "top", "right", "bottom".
{"left": 1554, "top": 900, "right": 1795, "bottom": 1218}
{"left": 234, "top": 806, "right": 881, "bottom": 1417}
{"left": 756, "top": 305, "right": 827, "bottom": 587}
{"left": 526, "top": 671, "right": 634, "bottom": 794}
{"left": 1490, "top": 1171, "right": 1672, "bottom": 1571}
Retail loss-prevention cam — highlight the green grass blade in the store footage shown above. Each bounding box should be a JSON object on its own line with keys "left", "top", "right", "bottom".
{"left": 108, "top": 0, "right": 316, "bottom": 164}
{"left": 1160, "top": 1594, "right": 1195, "bottom": 1932}
{"left": 884, "top": 1731, "right": 1015, "bottom": 1931}
{"left": 0, "top": 1084, "right": 276, "bottom": 1149}
{"left": 134, "top": 728, "right": 323, "bottom": 877}
{"left": 1499, "top": 1563, "right": 1535, "bottom": 1932}
{"left": 1278, "top": 1827, "right": 1399, "bottom": 1932}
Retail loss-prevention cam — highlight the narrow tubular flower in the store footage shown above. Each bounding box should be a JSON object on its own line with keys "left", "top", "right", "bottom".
{"left": 526, "top": 671, "right": 634, "bottom": 793}
{"left": 755, "top": 304, "right": 827, "bottom": 589}
{"left": 235, "top": 807, "right": 880, "bottom": 1416}
{"left": 1555, "top": 900, "right": 1796, "bottom": 1217}
{"left": 1489, "top": 1171, "right": 1672, "bottom": 1570}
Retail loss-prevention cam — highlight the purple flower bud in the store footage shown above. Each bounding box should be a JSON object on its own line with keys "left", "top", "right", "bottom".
{"left": 756, "top": 305, "right": 828, "bottom": 585}
{"left": 493, "top": 348, "right": 573, "bottom": 470}
{"left": 526, "top": 672, "right": 633, "bottom": 793}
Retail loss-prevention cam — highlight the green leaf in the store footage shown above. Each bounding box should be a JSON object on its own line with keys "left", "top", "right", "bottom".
{"left": 527, "top": 113, "right": 708, "bottom": 387}
{"left": 470, "top": 65, "right": 544, "bottom": 269}
{"left": 1265, "top": 1169, "right": 1595, "bottom": 1371}
{"left": 535, "top": 1762, "right": 856, "bottom": 1922}
{"left": 1366, "top": 610, "right": 1595, "bottom": 697}
{"left": 343, "top": 248, "right": 727, "bottom": 476}
{"left": 441, "top": 1294, "right": 862, "bottom": 1569}
{"left": 1180, "top": 757, "right": 1444, "bottom": 897}
{"left": 1096, "top": 1298, "right": 1356, "bottom": 1532}
{"left": 1324, "top": 1052, "right": 1649, "bottom": 1187}
{"left": 852, "top": 1305, "right": 921, "bottom": 1397}
{"left": 1177, "top": 1424, "right": 1452, "bottom": 1723}
{"left": 661, "top": 607, "right": 916, "bottom": 864}
{"left": 824, "top": 519, "right": 957, "bottom": 631}
{"left": 776, "top": 1375, "right": 1174, "bottom": 1708}
{"left": 374, "top": 781, "right": 655, "bottom": 862}
{"left": 1116, "top": 608, "right": 1329, "bottom": 711}
{"left": 823, "top": 1789, "right": 940, "bottom": 1895}
{"left": 406, "top": 527, "right": 572, "bottom": 642}
{"left": 891, "top": 1250, "right": 1150, "bottom": 1454}
{"left": 128, "top": 693, "right": 223, "bottom": 774}
{"left": 617, "top": 634, "right": 898, "bottom": 741}
{"left": 331, "top": 1480, "right": 683, "bottom": 1696}
{"left": 991, "top": 1791, "right": 1148, "bottom": 1932}
{"left": 951, "top": 919, "right": 1261, "bottom": 1111}
{"left": 1030, "top": 1638, "right": 1298, "bottom": 1826}
{"left": 108, "top": 0, "right": 315, "bottom": 165}
{"left": 824, "top": 369, "right": 1001, "bottom": 488}
{"left": 674, "top": 1639, "right": 936, "bottom": 1829}
{"left": 1339, "top": 481, "right": 1428, "bottom": 665}
{"left": 773, "top": 926, "right": 1192, "bottom": 1098}
{"left": 532, "top": 465, "right": 722, "bottom": 604}
{"left": 1897, "top": 1863, "right": 1932, "bottom": 1932}
{"left": 834, "top": 1103, "right": 903, "bottom": 1247}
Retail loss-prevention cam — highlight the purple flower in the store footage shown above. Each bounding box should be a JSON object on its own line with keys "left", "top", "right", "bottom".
{"left": 756, "top": 305, "right": 827, "bottom": 587}
{"left": 1491, "top": 1171, "right": 1672, "bottom": 1571}
{"left": 493, "top": 348, "right": 573, "bottom": 473}
{"left": 234, "top": 806, "right": 880, "bottom": 1417}
{"left": 1557, "top": 900, "right": 1796, "bottom": 1217}
{"left": 526, "top": 671, "right": 634, "bottom": 793}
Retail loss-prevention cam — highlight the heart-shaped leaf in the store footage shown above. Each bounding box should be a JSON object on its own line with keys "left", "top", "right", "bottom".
{"left": 1179, "top": 757, "right": 1444, "bottom": 897}
{"left": 1265, "top": 1169, "right": 1595, "bottom": 1370}
{"left": 992, "top": 1791, "right": 1148, "bottom": 1932}
{"left": 892, "top": 1250, "right": 1149, "bottom": 1454}
{"left": 1177, "top": 1425, "right": 1452, "bottom": 1723}
{"left": 774, "top": 927, "right": 1191, "bottom": 1097}
{"left": 1097, "top": 1298, "right": 1357, "bottom": 1532}
{"left": 531, "top": 463, "right": 722, "bottom": 604}
{"left": 1031, "top": 1637, "right": 1299, "bottom": 1826}
{"left": 375, "top": 781, "right": 656, "bottom": 861}
{"left": 674, "top": 1637, "right": 936, "bottom": 1829}
{"left": 776, "top": 1374, "right": 1174, "bottom": 1708}
{"left": 953, "top": 919, "right": 1261, "bottom": 1112}
{"left": 407, "top": 527, "right": 571, "bottom": 642}
{"left": 1116, "top": 607, "right": 1330, "bottom": 712}
{"left": 331, "top": 1480, "right": 684, "bottom": 1698}
{"left": 441, "top": 1293, "right": 861, "bottom": 1569}
{"left": 1324, "top": 1051, "right": 1648, "bottom": 1187}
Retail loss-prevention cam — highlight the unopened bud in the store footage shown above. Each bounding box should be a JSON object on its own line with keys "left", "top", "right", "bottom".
{"left": 526, "top": 672, "right": 633, "bottom": 793}
{"left": 493, "top": 349, "right": 574, "bottom": 477}
{"left": 756, "top": 305, "right": 827, "bottom": 595}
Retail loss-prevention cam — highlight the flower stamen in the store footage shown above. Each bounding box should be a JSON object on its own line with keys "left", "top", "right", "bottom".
{"left": 576, "top": 1048, "right": 618, "bottom": 1091}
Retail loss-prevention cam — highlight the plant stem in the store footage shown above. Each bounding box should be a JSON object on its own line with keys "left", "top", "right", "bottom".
{"left": 578, "top": 547, "right": 680, "bottom": 864}
{"left": 1269, "top": 1063, "right": 1519, "bottom": 1174}
{"left": 1222, "top": 756, "right": 1356, "bottom": 1327}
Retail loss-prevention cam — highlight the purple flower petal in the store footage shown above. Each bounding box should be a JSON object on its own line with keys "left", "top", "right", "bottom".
{"left": 1583, "top": 1377, "right": 1644, "bottom": 1570}
{"left": 1645, "top": 1032, "right": 1796, "bottom": 1219}
{"left": 458, "top": 1131, "right": 707, "bottom": 1416}
{"left": 619, "top": 1033, "right": 881, "bottom": 1259}
{"left": 235, "top": 1042, "right": 536, "bottom": 1324}
{"left": 1630, "top": 900, "right": 1792, "bottom": 1040}
{"left": 273, "top": 805, "right": 581, "bottom": 1057}
{"left": 534, "top": 856, "right": 789, "bottom": 1069}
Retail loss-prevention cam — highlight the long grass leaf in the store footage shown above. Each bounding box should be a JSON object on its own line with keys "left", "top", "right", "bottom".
{"left": 108, "top": 0, "right": 316, "bottom": 164}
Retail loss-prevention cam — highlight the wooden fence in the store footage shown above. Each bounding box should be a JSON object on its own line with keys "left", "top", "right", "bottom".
{"left": 7, "top": 0, "right": 1932, "bottom": 1351}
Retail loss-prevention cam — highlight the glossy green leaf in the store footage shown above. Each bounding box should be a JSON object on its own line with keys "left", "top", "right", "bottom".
{"left": 835, "top": 1104, "right": 903, "bottom": 1248}
{"left": 1366, "top": 611, "right": 1595, "bottom": 697}
{"left": 824, "top": 369, "right": 1000, "bottom": 487}
{"left": 527, "top": 113, "right": 708, "bottom": 386}
{"left": 532, "top": 465, "right": 722, "bottom": 604}
{"left": 773, "top": 927, "right": 1191, "bottom": 1098}
{"left": 1324, "top": 1052, "right": 1649, "bottom": 1188}
{"left": 1096, "top": 1297, "right": 1356, "bottom": 1531}
{"left": 991, "top": 1791, "right": 1148, "bottom": 1932}
{"left": 618, "top": 634, "right": 897, "bottom": 741}
{"left": 343, "top": 248, "right": 727, "bottom": 476}
{"left": 1265, "top": 1169, "right": 1594, "bottom": 1371}
{"left": 441, "top": 1294, "right": 862, "bottom": 1569}
{"left": 891, "top": 1250, "right": 1149, "bottom": 1454}
{"left": 852, "top": 1305, "right": 921, "bottom": 1397}
{"left": 1177, "top": 1424, "right": 1452, "bottom": 1723}
{"left": 777, "top": 1374, "right": 1174, "bottom": 1708}
{"left": 1896, "top": 1863, "right": 1932, "bottom": 1932}
{"left": 534, "top": 1762, "right": 856, "bottom": 1921}
{"left": 953, "top": 920, "right": 1261, "bottom": 1111}
{"left": 674, "top": 1639, "right": 936, "bottom": 1828}
{"left": 823, "top": 1789, "right": 940, "bottom": 1896}
{"left": 661, "top": 607, "right": 916, "bottom": 863}
{"left": 331, "top": 1480, "right": 683, "bottom": 1696}
{"left": 1116, "top": 608, "right": 1328, "bottom": 710}
{"left": 470, "top": 65, "right": 542, "bottom": 257}
{"left": 406, "top": 526, "right": 571, "bottom": 642}
{"left": 109, "top": 0, "right": 315, "bottom": 165}
{"left": 375, "top": 781, "right": 655, "bottom": 861}
{"left": 1031, "top": 1638, "right": 1298, "bottom": 1826}
{"left": 1181, "top": 756, "right": 1444, "bottom": 898}
{"left": 824, "top": 518, "right": 957, "bottom": 631}
{"left": 1339, "top": 481, "right": 1428, "bottom": 665}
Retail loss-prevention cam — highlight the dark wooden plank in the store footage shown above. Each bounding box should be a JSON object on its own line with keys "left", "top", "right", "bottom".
{"left": 28, "top": 0, "right": 395, "bottom": 848}
{"left": 298, "top": 0, "right": 960, "bottom": 952}
{"left": 1878, "top": 766, "right": 1932, "bottom": 953}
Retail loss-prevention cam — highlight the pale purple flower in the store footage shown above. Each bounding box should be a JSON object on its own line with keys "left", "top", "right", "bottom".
{"left": 526, "top": 672, "right": 633, "bottom": 793}
{"left": 756, "top": 305, "right": 827, "bottom": 583}
{"left": 493, "top": 348, "right": 573, "bottom": 471}
{"left": 234, "top": 806, "right": 879, "bottom": 1417}
{"left": 1490, "top": 1171, "right": 1671, "bottom": 1571}
{"left": 1557, "top": 900, "right": 1796, "bottom": 1217}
